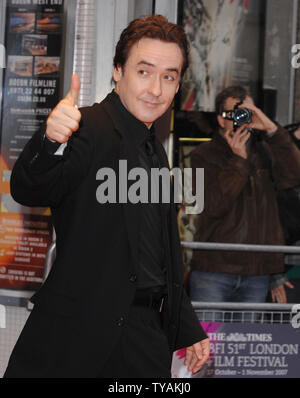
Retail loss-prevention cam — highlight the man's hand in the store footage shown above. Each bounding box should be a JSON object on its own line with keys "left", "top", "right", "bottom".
{"left": 271, "top": 281, "right": 294, "bottom": 303}
{"left": 224, "top": 125, "right": 251, "bottom": 159}
{"left": 184, "top": 338, "right": 210, "bottom": 375}
{"left": 242, "top": 98, "right": 277, "bottom": 135}
{"left": 293, "top": 126, "right": 300, "bottom": 140}
{"left": 46, "top": 74, "right": 82, "bottom": 144}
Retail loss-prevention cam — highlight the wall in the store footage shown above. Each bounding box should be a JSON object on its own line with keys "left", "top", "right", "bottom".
{"left": 263, "top": 0, "right": 298, "bottom": 125}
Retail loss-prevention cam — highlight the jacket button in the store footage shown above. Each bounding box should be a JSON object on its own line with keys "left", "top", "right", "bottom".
{"left": 30, "top": 153, "right": 39, "bottom": 164}
{"left": 129, "top": 274, "right": 137, "bottom": 283}
{"left": 117, "top": 317, "right": 125, "bottom": 327}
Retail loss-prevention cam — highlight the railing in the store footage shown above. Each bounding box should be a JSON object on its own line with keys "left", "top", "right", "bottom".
{"left": 192, "top": 301, "right": 297, "bottom": 324}
{"left": 181, "top": 241, "right": 300, "bottom": 256}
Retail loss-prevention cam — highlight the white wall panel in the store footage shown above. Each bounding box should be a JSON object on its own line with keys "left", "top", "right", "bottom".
{"left": 155, "top": 0, "right": 178, "bottom": 23}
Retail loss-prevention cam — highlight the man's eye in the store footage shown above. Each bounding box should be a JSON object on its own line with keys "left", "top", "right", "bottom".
{"left": 138, "top": 70, "right": 148, "bottom": 76}
{"left": 165, "top": 75, "right": 175, "bottom": 81}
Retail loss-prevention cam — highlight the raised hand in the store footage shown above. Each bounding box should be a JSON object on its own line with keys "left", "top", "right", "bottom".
{"left": 46, "top": 74, "right": 82, "bottom": 144}
{"left": 241, "top": 98, "right": 277, "bottom": 135}
{"left": 224, "top": 125, "right": 251, "bottom": 159}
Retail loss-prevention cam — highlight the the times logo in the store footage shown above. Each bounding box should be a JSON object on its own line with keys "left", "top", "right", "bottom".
{"left": 0, "top": 304, "right": 6, "bottom": 329}
{"left": 291, "top": 304, "right": 300, "bottom": 329}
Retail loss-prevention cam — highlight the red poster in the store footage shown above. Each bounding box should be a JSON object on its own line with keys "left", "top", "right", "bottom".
{"left": 0, "top": 213, "right": 52, "bottom": 290}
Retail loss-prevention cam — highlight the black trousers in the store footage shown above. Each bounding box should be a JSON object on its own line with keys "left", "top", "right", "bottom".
{"left": 98, "top": 304, "right": 172, "bottom": 378}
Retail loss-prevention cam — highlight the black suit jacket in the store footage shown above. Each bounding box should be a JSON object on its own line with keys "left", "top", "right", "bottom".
{"left": 5, "top": 92, "right": 206, "bottom": 378}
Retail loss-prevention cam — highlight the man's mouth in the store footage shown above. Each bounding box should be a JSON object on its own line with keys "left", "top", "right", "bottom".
{"left": 142, "top": 99, "right": 162, "bottom": 107}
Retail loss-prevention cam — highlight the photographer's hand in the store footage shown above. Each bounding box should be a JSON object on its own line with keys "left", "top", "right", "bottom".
{"left": 242, "top": 99, "right": 277, "bottom": 136}
{"left": 224, "top": 125, "right": 251, "bottom": 159}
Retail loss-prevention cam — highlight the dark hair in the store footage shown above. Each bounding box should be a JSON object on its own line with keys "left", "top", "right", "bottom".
{"left": 215, "top": 86, "right": 250, "bottom": 114}
{"left": 113, "top": 15, "right": 189, "bottom": 78}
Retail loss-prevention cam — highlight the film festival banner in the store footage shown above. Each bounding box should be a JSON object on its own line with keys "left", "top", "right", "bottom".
{"left": 172, "top": 321, "right": 300, "bottom": 378}
{"left": 0, "top": 0, "right": 65, "bottom": 291}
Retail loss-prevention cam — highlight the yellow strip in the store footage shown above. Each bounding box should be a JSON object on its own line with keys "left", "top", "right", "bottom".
{"left": 178, "top": 138, "right": 212, "bottom": 142}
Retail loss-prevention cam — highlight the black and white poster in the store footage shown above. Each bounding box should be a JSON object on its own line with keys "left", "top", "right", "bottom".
{"left": 181, "top": 0, "right": 264, "bottom": 111}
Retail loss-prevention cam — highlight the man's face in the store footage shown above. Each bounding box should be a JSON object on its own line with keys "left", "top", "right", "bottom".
{"left": 217, "top": 95, "right": 254, "bottom": 132}
{"left": 113, "top": 38, "right": 183, "bottom": 129}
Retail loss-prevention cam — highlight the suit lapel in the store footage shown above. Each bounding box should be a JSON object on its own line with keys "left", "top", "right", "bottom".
{"left": 103, "top": 98, "right": 141, "bottom": 275}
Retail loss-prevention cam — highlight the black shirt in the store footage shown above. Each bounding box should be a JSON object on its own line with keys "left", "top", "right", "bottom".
{"left": 110, "top": 91, "right": 166, "bottom": 289}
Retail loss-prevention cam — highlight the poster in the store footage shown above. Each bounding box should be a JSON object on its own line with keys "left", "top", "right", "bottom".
{"left": 172, "top": 321, "right": 300, "bottom": 378}
{"left": 0, "top": 0, "right": 64, "bottom": 291}
{"left": 180, "top": 0, "right": 264, "bottom": 111}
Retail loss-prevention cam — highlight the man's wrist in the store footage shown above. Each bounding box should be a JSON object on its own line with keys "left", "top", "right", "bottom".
{"left": 45, "top": 131, "right": 57, "bottom": 143}
{"left": 43, "top": 133, "right": 62, "bottom": 154}
{"left": 265, "top": 122, "right": 278, "bottom": 136}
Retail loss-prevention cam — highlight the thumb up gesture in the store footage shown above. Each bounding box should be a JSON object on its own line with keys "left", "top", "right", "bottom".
{"left": 46, "top": 74, "right": 82, "bottom": 143}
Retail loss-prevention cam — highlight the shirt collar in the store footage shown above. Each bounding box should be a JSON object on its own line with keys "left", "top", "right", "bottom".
{"left": 109, "top": 90, "right": 156, "bottom": 147}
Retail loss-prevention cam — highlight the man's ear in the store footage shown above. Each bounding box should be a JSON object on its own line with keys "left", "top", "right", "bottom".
{"left": 113, "top": 65, "right": 123, "bottom": 83}
{"left": 217, "top": 114, "right": 225, "bottom": 129}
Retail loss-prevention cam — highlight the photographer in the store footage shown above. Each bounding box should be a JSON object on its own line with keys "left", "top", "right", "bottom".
{"left": 189, "top": 86, "right": 300, "bottom": 305}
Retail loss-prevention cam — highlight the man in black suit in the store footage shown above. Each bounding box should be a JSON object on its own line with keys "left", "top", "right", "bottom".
{"left": 4, "top": 15, "right": 209, "bottom": 378}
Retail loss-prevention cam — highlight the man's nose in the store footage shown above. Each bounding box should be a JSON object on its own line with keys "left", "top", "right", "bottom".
{"left": 148, "top": 75, "right": 162, "bottom": 97}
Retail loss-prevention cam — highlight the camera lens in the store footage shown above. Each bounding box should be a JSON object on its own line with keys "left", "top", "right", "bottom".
{"left": 233, "top": 108, "right": 252, "bottom": 126}
{"left": 235, "top": 109, "right": 248, "bottom": 122}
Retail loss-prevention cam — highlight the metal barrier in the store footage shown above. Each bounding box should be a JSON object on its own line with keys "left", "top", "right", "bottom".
{"left": 181, "top": 241, "right": 300, "bottom": 256}
{"left": 182, "top": 241, "right": 300, "bottom": 322}
{"left": 192, "top": 301, "right": 296, "bottom": 324}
